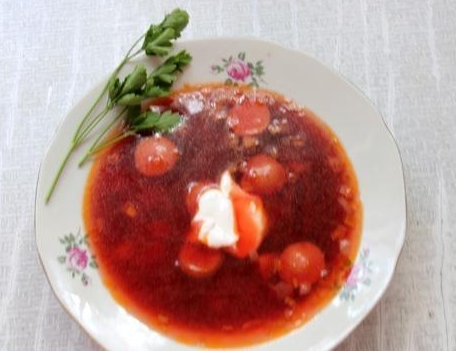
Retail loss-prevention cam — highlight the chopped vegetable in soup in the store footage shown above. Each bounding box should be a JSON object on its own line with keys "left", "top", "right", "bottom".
{"left": 84, "top": 84, "right": 362, "bottom": 347}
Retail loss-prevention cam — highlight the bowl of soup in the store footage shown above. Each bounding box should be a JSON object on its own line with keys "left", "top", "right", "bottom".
{"left": 35, "top": 38, "right": 406, "bottom": 351}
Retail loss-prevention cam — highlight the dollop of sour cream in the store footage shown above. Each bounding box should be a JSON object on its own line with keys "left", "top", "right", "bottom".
{"left": 194, "top": 172, "right": 239, "bottom": 248}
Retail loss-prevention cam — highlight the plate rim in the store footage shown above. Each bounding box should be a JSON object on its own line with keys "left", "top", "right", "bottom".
{"left": 35, "top": 36, "right": 407, "bottom": 351}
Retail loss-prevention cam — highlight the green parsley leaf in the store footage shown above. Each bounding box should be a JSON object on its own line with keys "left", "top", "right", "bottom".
{"left": 143, "top": 9, "right": 189, "bottom": 56}
{"left": 45, "top": 9, "right": 191, "bottom": 203}
{"left": 130, "top": 111, "right": 161, "bottom": 131}
{"left": 118, "top": 64, "right": 147, "bottom": 97}
{"left": 129, "top": 110, "right": 182, "bottom": 133}
{"left": 108, "top": 77, "right": 121, "bottom": 100}
{"left": 145, "top": 50, "right": 192, "bottom": 97}
{"left": 153, "top": 110, "right": 182, "bottom": 132}
{"left": 116, "top": 93, "right": 144, "bottom": 106}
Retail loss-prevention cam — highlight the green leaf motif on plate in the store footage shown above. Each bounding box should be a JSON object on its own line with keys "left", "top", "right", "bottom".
{"left": 57, "top": 229, "right": 98, "bottom": 286}
{"left": 211, "top": 52, "right": 266, "bottom": 88}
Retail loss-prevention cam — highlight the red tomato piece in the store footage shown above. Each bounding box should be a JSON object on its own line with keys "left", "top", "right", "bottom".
{"left": 185, "top": 181, "right": 217, "bottom": 216}
{"left": 227, "top": 100, "right": 271, "bottom": 135}
{"left": 134, "top": 136, "right": 179, "bottom": 176}
{"left": 241, "top": 154, "right": 287, "bottom": 195}
{"left": 278, "top": 242, "right": 325, "bottom": 287}
{"left": 178, "top": 242, "right": 224, "bottom": 279}
{"left": 228, "top": 189, "right": 267, "bottom": 258}
{"left": 258, "top": 253, "right": 280, "bottom": 281}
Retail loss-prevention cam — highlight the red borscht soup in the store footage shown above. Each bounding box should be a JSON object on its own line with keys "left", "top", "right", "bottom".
{"left": 83, "top": 84, "right": 362, "bottom": 347}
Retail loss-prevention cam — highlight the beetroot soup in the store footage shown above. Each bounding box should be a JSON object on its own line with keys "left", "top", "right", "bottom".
{"left": 83, "top": 84, "right": 362, "bottom": 347}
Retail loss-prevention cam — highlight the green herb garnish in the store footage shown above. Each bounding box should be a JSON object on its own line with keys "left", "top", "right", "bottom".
{"left": 45, "top": 9, "right": 191, "bottom": 203}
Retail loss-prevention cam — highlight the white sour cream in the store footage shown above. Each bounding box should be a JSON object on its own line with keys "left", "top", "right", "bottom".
{"left": 194, "top": 172, "right": 238, "bottom": 248}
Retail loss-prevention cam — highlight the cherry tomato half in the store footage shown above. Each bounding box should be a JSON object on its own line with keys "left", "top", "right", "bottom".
{"left": 278, "top": 241, "right": 325, "bottom": 287}
{"left": 241, "top": 154, "right": 287, "bottom": 195}
{"left": 134, "top": 136, "right": 179, "bottom": 176}
{"left": 227, "top": 100, "right": 271, "bottom": 135}
{"left": 178, "top": 242, "right": 224, "bottom": 279}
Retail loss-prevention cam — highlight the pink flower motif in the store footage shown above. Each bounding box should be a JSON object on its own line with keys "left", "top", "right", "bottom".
{"left": 68, "top": 247, "right": 88, "bottom": 270}
{"left": 346, "top": 264, "right": 365, "bottom": 288}
{"left": 226, "top": 59, "right": 251, "bottom": 81}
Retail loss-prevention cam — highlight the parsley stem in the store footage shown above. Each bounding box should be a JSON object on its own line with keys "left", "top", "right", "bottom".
{"left": 47, "top": 35, "right": 146, "bottom": 202}
{"left": 45, "top": 9, "right": 191, "bottom": 203}
{"left": 72, "top": 68, "right": 118, "bottom": 143}
{"left": 89, "top": 131, "right": 134, "bottom": 155}
{"left": 75, "top": 106, "right": 110, "bottom": 145}
{"left": 72, "top": 34, "right": 144, "bottom": 143}
{"left": 78, "top": 106, "right": 128, "bottom": 167}
{"left": 125, "top": 34, "right": 145, "bottom": 60}
{"left": 45, "top": 142, "right": 76, "bottom": 204}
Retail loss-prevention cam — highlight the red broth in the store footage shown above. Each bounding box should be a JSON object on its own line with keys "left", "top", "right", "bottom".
{"left": 83, "top": 84, "right": 362, "bottom": 347}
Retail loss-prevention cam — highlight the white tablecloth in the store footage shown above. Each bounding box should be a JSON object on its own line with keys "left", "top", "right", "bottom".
{"left": 1, "top": 0, "right": 455, "bottom": 350}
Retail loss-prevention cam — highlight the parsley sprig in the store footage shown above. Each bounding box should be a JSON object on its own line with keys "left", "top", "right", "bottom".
{"left": 45, "top": 9, "right": 191, "bottom": 203}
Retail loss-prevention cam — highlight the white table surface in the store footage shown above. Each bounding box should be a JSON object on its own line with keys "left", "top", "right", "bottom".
{"left": 1, "top": 0, "right": 455, "bottom": 350}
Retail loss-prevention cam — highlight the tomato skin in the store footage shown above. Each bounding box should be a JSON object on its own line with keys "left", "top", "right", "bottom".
{"left": 227, "top": 101, "right": 271, "bottom": 135}
{"left": 185, "top": 181, "right": 217, "bottom": 216}
{"left": 241, "top": 154, "right": 287, "bottom": 195}
{"left": 278, "top": 242, "right": 325, "bottom": 286}
{"left": 178, "top": 242, "right": 224, "bottom": 279}
{"left": 134, "top": 136, "right": 179, "bottom": 176}
{"left": 226, "top": 182, "right": 267, "bottom": 259}
{"left": 258, "top": 253, "right": 280, "bottom": 281}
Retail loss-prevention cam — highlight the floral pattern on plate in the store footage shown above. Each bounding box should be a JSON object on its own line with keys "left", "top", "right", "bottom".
{"left": 211, "top": 52, "right": 266, "bottom": 87}
{"left": 340, "top": 248, "right": 373, "bottom": 301}
{"left": 57, "top": 230, "right": 97, "bottom": 286}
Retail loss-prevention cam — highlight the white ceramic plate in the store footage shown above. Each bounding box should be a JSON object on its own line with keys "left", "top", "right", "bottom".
{"left": 35, "top": 38, "right": 406, "bottom": 351}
